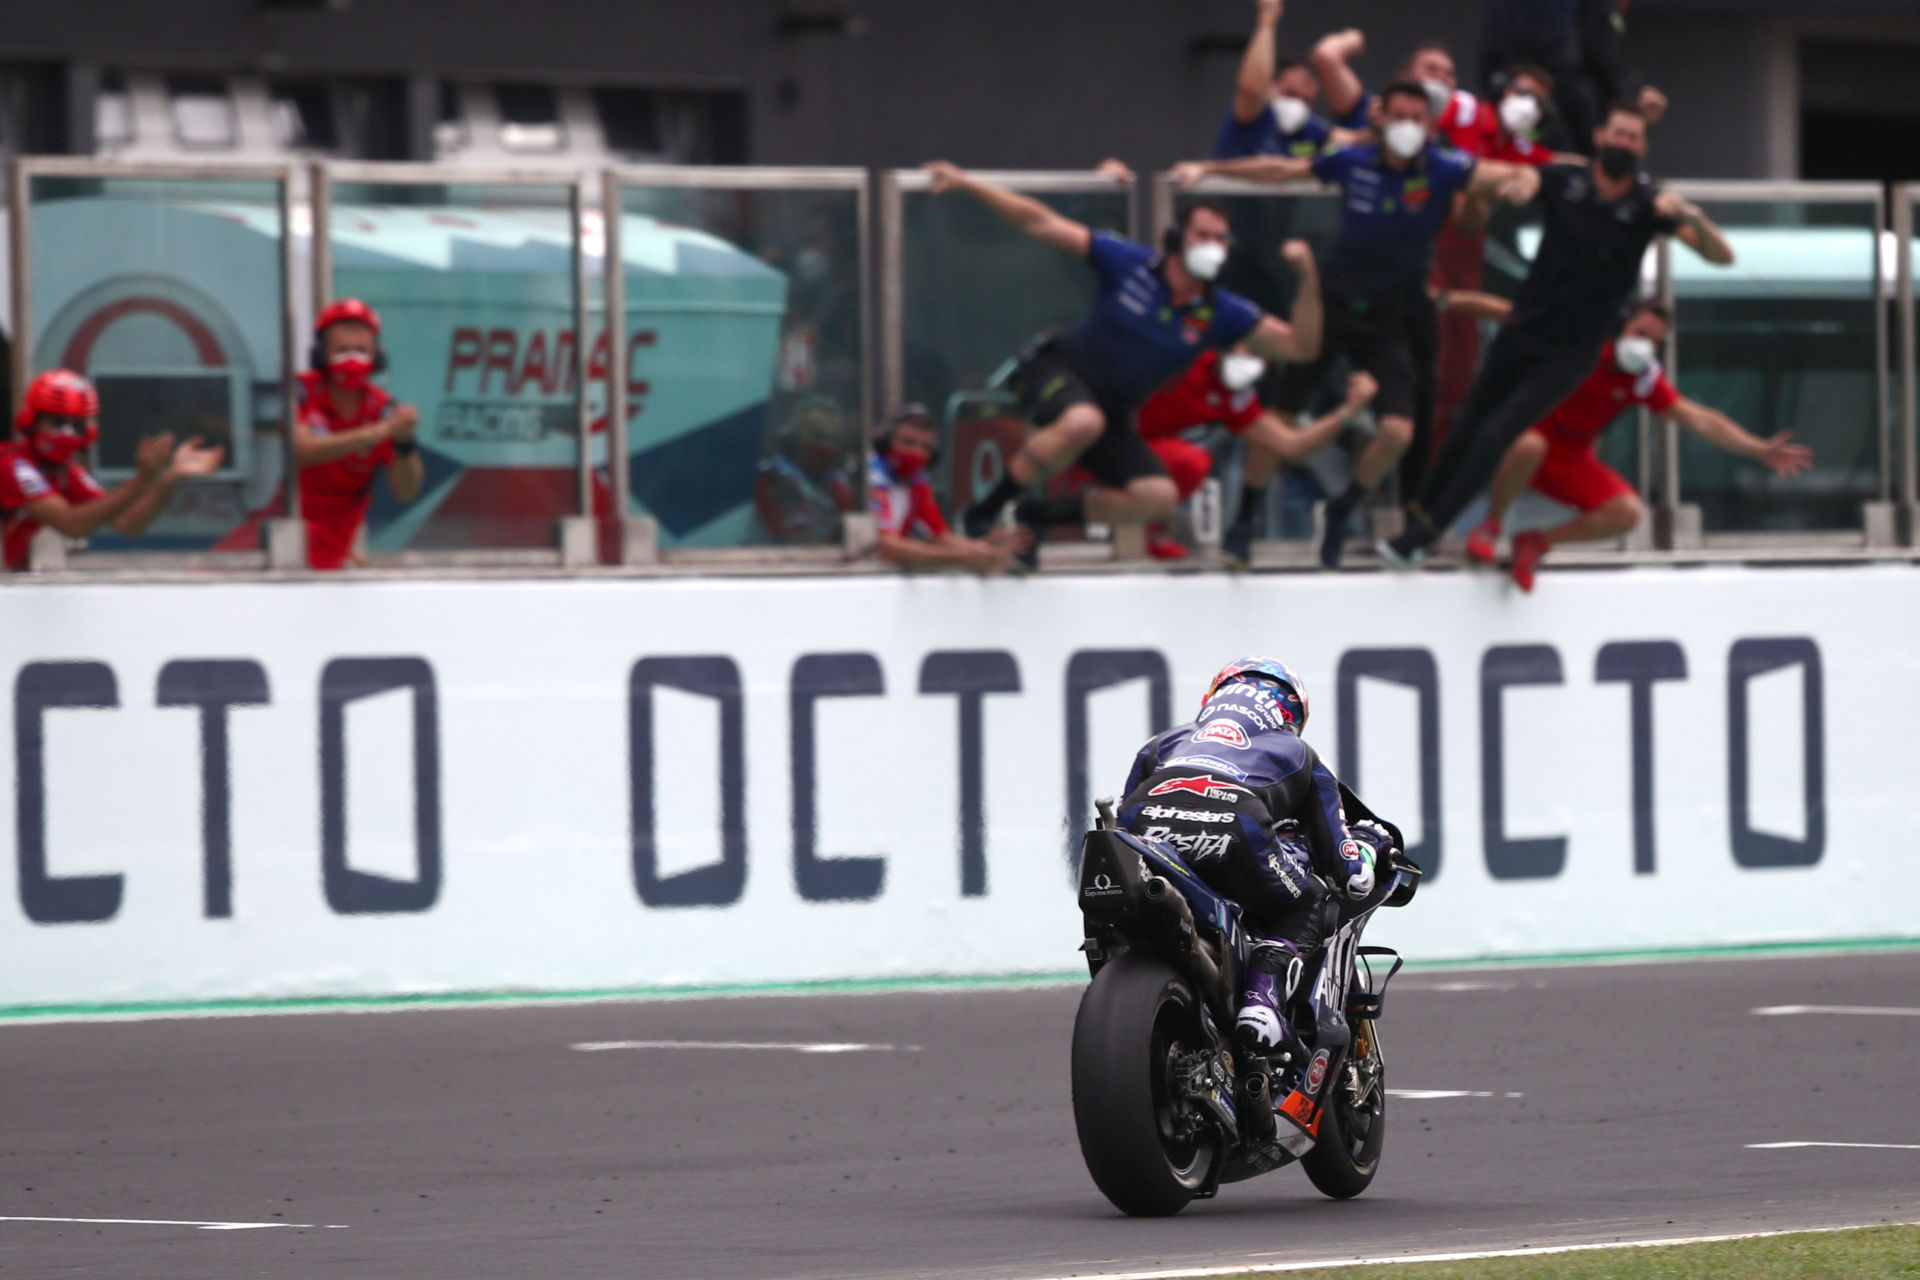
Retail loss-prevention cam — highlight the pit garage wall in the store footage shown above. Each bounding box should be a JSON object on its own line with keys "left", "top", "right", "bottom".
{"left": 1, "top": 566, "right": 1913, "bottom": 1009}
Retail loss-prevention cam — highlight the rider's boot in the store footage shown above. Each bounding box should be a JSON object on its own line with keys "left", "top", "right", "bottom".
{"left": 1235, "top": 938, "right": 1309, "bottom": 1067}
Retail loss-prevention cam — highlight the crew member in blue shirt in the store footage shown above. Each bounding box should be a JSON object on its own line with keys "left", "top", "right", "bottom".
{"left": 1216, "top": 0, "right": 1337, "bottom": 162}
{"left": 924, "top": 161, "right": 1322, "bottom": 557}
{"left": 1175, "top": 80, "right": 1537, "bottom": 568}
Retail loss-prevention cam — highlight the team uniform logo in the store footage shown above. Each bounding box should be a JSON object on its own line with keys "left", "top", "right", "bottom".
{"left": 1148, "top": 775, "right": 1247, "bottom": 803}
{"left": 1192, "top": 719, "right": 1251, "bottom": 750}
{"left": 1141, "top": 825, "right": 1235, "bottom": 861}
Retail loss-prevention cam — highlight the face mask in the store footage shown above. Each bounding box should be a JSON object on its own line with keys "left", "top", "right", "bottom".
{"left": 1499, "top": 93, "right": 1542, "bottom": 137}
{"left": 1614, "top": 334, "right": 1657, "bottom": 375}
{"left": 1270, "top": 95, "right": 1311, "bottom": 135}
{"left": 328, "top": 352, "right": 374, "bottom": 390}
{"left": 886, "top": 445, "right": 930, "bottom": 480}
{"left": 29, "top": 428, "right": 85, "bottom": 466}
{"left": 1383, "top": 119, "right": 1428, "bottom": 160}
{"left": 1596, "top": 144, "right": 1638, "bottom": 179}
{"left": 1219, "top": 353, "right": 1267, "bottom": 391}
{"left": 1420, "top": 78, "right": 1451, "bottom": 116}
{"left": 1182, "top": 240, "right": 1227, "bottom": 281}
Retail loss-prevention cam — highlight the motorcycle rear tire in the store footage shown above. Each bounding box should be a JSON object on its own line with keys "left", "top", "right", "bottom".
{"left": 1071, "top": 952, "right": 1217, "bottom": 1217}
{"left": 1301, "top": 1020, "right": 1385, "bottom": 1199}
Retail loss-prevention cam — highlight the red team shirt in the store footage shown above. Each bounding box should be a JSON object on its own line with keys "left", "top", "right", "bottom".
{"left": 1137, "top": 351, "right": 1265, "bottom": 500}
{"left": 0, "top": 442, "right": 107, "bottom": 570}
{"left": 1527, "top": 340, "right": 1681, "bottom": 512}
{"left": 867, "top": 452, "right": 951, "bottom": 539}
{"left": 295, "top": 369, "right": 395, "bottom": 569}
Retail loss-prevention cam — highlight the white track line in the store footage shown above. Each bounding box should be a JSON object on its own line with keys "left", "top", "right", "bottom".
{"left": 1020, "top": 1221, "right": 1920, "bottom": 1280}
{"left": 0, "top": 1215, "right": 345, "bottom": 1231}
{"left": 1752, "top": 1004, "right": 1920, "bottom": 1017}
{"left": 1386, "top": 1089, "right": 1524, "bottom": 1099}
{"left": 571, "top": 1039, "right": 919, "bottom": 1054}
{"left": 1749, "top": 1141, "right": 1920, "bottom": 1151}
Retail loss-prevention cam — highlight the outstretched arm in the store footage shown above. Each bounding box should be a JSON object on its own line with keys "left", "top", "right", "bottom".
{"left": 1241, "top": 239, "right": 1322, "bottom": 362}
{"left": 1233, "top": 0, "right": 1286, "bottom": 124}
{"left": 113, "top": 435, "right": 225, "bottom": 535}
{"left": 1310, "top": 27, "right": 1367, "bottom": 121}
{"left": 1172, "top": 154, "right": 1315, "bottom": 188}
{"left": 1468, "top": 159, "right": 1542, "bottom": 206}
{"left": 1668, "top": 398, "right": 1811, "bottom": 474}
{"left": 1654, "top": 191, "right": 1735, "bottom": 265}
{"left": 924, "top": 161, "right": 1092, "bottom": 257}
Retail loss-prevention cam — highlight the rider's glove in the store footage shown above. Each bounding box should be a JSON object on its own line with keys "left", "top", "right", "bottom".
{"left": 1339, "top": 838, "right": 1376, "bottom": 900}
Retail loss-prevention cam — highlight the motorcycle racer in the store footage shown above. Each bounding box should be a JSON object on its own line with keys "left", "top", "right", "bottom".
{"left": 1117, "top": 657, "right": 1393, "bottom": 1060}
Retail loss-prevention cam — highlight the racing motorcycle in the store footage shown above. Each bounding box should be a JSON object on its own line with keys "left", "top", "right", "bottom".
{"left": 1070, "top": 791, "right": 1420, "bottom": 1217}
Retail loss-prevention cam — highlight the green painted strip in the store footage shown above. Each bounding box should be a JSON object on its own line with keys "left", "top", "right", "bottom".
{"left": 2, "top": 934, "right": 1915, "bottom": 1027}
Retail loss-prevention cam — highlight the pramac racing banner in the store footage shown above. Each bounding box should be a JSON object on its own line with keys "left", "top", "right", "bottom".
{"left": 1, "top": 564, "right": 1915, "bottom": 1009}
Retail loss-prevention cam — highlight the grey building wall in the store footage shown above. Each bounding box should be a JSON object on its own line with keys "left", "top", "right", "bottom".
{"left": 2, "top": 1, "right": 1918, "bottom": 178}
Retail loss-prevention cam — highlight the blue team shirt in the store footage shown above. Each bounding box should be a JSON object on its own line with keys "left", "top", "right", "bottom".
{"left": 1213, "top": 104, "right": 1333, "bottom": 160}
{"left": 1053, "top": 232, "right": 1265, "bottom": 412}
{"left": 1312, "top": 141, "right": 1476, "bottom": 297}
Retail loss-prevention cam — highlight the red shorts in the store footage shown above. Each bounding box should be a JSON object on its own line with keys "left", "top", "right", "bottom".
{"left": 1148, "top": 438, "right": 1213, "bottom": 502}
{"left": 1529, "top": 431, "right": 1636, "bottom": 513}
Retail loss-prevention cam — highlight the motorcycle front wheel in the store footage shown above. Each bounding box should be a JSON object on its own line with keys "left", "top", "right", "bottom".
{"left": 1070, "top": 952, "right": 1218, "bottom": 1217}
{"left": 1301, "top": 1016, "right": 1386, "bottom": 1199}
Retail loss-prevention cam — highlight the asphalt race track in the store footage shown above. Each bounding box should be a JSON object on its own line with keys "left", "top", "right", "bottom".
{"left": 2, "top": 951, "right": 1917, "bottom": 1279}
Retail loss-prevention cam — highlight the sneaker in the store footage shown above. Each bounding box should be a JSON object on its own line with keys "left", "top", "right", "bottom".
{"left": 1463, "top": 518, "right": 1501, "bottom": 565}
{"left": 1145, "top": 528, "right": 1189, "bottom": 561}
{"left": 1510, "top": 529, "right": 1548, "bottom": 592}
{"left": 1221, "top": 519, "right": 1254, "bottom": 570}
{"left": 1314, "top": 500, "right": 1353, "bottom": 570}
{"left": 1375, "top": 536, "right": 1426, "bottom": 571}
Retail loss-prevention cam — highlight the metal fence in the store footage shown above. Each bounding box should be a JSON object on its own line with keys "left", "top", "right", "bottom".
{"left": 7, "top": 156, "right": 1920, "bottom": 577}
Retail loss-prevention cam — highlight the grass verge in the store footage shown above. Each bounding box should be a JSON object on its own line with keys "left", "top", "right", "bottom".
{"left": 1202, "top": 1224, "right": 1920, "bottom": 1279}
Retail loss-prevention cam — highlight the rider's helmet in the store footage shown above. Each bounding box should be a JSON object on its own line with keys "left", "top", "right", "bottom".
{"left": 1200, "top": 656, "right": 1309, "bottom": 733}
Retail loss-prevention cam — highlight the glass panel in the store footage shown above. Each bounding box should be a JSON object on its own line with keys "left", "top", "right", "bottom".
{"left": 1672, "top": 198, "right": 1881, "bottom": 532}
{"left": 619, "top": 183, "right": 862, "bottom": 548}
{"left": 902, "top": 183, "right": 1129, "bottom": 546}
{"left": 328, "top": 179, "right": 584, "bottom": 552}
{"left": 23, "top": 174, "right": 287, "bottom": 556}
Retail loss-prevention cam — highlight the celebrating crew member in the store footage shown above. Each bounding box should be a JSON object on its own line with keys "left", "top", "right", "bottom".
{"left": 0, "top": 369, "right": 224, "bottom": 570}
{"left": 294, "top": 299, "right": 422, "bottom": 570}
{"left": 1383, "top": 103, "right": 1734, "bottom": 566}
{"left": 926, "top": 162, "right": 1321, "bottom": 559}
{"left": 1218, "top": 0, "right": 1337, "bottom": 161}
{"left": 1462, "top": 301, "right": 1811, "bottom": 590}
{"left": 867, "top": 402, "right": 1029, "bottom": 573}
{"left": 1174, "top": 81, "right": 1538, "bottom": 568}
{"left": 1116, "top": 659, "right": 1399, "bottom": 1092}
{"left": 1137, "top": 353, "right": 1378, "bottom": 563}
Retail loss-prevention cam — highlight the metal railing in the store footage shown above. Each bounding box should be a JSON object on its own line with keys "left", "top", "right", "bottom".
{"left": 4, "top": 158, "right": 1919, "bottom": 579}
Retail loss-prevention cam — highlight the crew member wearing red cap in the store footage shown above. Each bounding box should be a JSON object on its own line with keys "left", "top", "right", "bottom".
{"left": 0, "top": 368, "right": 224, "bottom": 569}
{"left": 294, "top": 298, "right": 422, "bottom": 569}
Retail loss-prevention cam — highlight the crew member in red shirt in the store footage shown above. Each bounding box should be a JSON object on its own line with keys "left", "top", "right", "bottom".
{"left": 1137, "top": 348, "right": 1377, "bottom": 563}
{"left": 867, "top": 403, "right": 1027, "bottom": 572}
{"left": 1465, "top": 302, "right": 1812, "bottom": 590}
{"left": 294, "top": 299, "right": 422, "bottom": 569}
{"left": 0, "top": 369, "right": 223, "bottom": 570}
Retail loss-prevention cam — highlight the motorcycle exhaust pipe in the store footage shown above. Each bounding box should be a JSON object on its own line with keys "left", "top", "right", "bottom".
{"left": 1142, "top": 875, "right": 1231, "bottom": 1020}
{"left": 1241, "top": 1072, "right": 1277, "bottom": 1143}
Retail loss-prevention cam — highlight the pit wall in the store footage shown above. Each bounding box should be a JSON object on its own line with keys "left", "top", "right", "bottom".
{"left": 3, "top": 565, "right": 1914, "bottom": 1009}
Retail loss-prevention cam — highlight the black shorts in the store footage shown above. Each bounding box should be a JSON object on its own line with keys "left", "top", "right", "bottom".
{"left": 1271, "top": 290, "right": 1418, "bottom": 421}
{"left": 1006, "top": 347, "right": 1168, "bottom": 488}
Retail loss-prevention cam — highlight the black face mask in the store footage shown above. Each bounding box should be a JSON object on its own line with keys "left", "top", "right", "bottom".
{"left": 1596, "top": 145, "right": 1637, "bottom": 179}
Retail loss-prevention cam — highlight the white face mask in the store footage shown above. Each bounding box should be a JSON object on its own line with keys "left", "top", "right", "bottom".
{"left": 1270, "top": 95, "right": 1311, "bottom": 135}
{"left": 1182, "top": 240, "right": 1228, "bottom": 281}
{"left": 1499, "top": 93, "right": 1542, "bottom": 137}
{"left": 1614, "top": 334, "right": 1658, "bottom": 375}
{"left": 1383, "top": 119, "right": 1428, "bottom": 160}
{"left": 1420, "top": 78, "right": 1451, "bottom": 116}
{"left": 1219, "top": 353, "right": 1267, "bottom": 391}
